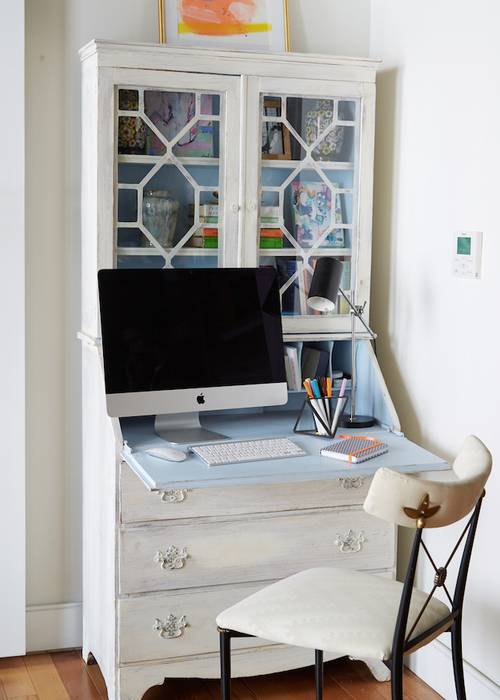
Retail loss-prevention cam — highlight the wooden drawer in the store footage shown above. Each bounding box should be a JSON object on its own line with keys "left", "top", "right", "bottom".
{"left": 119, "top": 507, "right": 394, "bottom": 594}
{"left": 118, "top": 583, "right": 270, "bottom": 664}
{"left": 120, "top": 463, "right": 372, "bottom": 524}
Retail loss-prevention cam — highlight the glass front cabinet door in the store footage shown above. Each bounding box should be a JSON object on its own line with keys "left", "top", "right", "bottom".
{"left": 90, "top": 50, "right": 376, "bottom": 337}
{"left": 114, "top": 70, "right": 241, "bottom": 272}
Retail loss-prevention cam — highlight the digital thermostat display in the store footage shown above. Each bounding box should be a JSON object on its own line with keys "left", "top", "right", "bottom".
{"left": 453, "top": 231, "right": 482, "bottom": 279}
{"left": 457, "top": 236, "right": 471, "bottom": 256}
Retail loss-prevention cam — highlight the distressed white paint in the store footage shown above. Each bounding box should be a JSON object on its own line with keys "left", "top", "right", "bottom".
{"left": 119, "top": 507, "right": 394, "bottom": 595}
{"left": 0, "top": 0, "right": 26, "bottom": 657}
{"left": 120, "top": 463, "right": 372, "bottom": 524}
{"left": 370, "top": 0, "right": 500, "bottom": 694}
{"left": 25, "top": 0, "right": 371, "bottom": 641}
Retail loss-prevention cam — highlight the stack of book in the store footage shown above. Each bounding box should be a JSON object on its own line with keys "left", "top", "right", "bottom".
{"left": 189, "top": 227, "right": 218, "bottom": 248}
{"left": 260, "top": 228, "right": 284, "bottom": 249}
{"left": 260, "top": 206, "right": 280, "bottom": 226}
{"left": 199, "top": 203, "right": 219, "bottom": 224}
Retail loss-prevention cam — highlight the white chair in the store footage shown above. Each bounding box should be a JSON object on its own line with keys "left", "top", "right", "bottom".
{"left": 216, "top": 435, "right": 492, "bottom": 700}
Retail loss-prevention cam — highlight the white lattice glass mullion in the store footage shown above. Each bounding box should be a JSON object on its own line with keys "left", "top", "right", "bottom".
{"left": 140, "top": 111, "right": 171, "bottom": 150}
{"left": 165, "top": 223, "right": 199, "bottom": 264}
{"left": 136, "top": 222, "right": 169, "bottom": 255}
{"left": 279, "top": 268, "right": 300, "bottom": 297}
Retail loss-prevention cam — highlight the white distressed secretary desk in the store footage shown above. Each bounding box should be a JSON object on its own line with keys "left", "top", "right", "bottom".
{"left": 79, "top": 41, "right": 448, "bottom": 700}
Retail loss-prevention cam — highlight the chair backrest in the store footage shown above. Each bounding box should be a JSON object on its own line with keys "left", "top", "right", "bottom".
{"left": 364, "top": 435, "right": 492, "bottom": 529}
{"left": 363, "top": 435, "right": 492, "bottom": 659}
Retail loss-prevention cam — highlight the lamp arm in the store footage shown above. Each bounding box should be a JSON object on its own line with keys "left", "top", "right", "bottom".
{"left": 339, "top": 289, "right": 376, "bottom": 340}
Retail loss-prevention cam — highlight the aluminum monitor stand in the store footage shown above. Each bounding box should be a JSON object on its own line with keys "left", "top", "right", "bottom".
{"left": 154, "top": 412, "right": 227, "bottom": 445}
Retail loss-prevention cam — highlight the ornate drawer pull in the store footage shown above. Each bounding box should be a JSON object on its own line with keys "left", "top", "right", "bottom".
{"left": 338, "top": 476, "right": 366, "bottom": 490}
{"left": 154, "top": 614, "right": 188, "bottom": 639}
{"left": 335, "top": 529, "right": 366, "bottom": 553}
{"left": 154, "top": 545, "right": 189, "bottom": 570}
{"left": 158, "top": 489, "right": 188, "bottom": 503}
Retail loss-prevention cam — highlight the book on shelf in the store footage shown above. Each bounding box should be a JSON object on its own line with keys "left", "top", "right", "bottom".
{"left": 260, "top": 238, "right": 284, "bottom": 249}
{"left": 284, "top": 345, "right": 302, "bottom": 391}
{"left": 203, "top": 238, "right": 218, "bottom": 249}
{"left": 284, "top": 356, "right": 294, "bottom": 390}
{"left": 188, "top": 204, "right": 219, "bottom": 225}
{"left": 261, "top": 206, "right": 280, "bottom": 218}
{"left": 188, "top": 226, "right": 219, "bottom": 249}
{"left": 260, "top": 228, "right": 284, "bottom": 249}
{"left": 260, "top": 205, "right": 280, "bottom": 226}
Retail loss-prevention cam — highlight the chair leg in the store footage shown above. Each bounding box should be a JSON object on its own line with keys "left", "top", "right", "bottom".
{"left": 390, "top": 651, "right": 404, "bottom": 700}
{"left": 451, "top": 618, "right": 467, "bottom": 700}
{"left": 315, "top": 649, "right": 323, "bottom": 700}
{"left": 220, "top": 629, "right": 231, "bottom": 700}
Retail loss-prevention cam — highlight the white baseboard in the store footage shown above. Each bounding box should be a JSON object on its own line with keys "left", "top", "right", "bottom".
{"left": 409, "top": 639, "right": 500, "bottom": 700}
{"left": 26, "top": 602, "right": 82, "bottom": 652}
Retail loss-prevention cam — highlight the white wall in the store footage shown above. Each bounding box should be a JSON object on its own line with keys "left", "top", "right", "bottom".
{"left": 25, "top": 0, "right": 370, "bottom": 648}
{"left": 370, "top": 1, "right": 500, "bottom": 696}
{"left": 0, "top": 0, "right": 25, "bottom": 657}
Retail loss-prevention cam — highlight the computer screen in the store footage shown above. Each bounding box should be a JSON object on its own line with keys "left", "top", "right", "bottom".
{"left": 97, "top": 268, "right": 287, "bottom": 421}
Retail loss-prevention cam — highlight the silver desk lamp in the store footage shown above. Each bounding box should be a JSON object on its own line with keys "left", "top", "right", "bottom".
{"left": 307, "top": 257, "right": 376, "bottom": 428}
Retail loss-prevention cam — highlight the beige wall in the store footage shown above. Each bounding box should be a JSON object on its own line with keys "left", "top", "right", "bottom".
{"left": 26, "top": 0, "right": 67, "bottom": 606}
{"left": 25, "top": 0, "right": 370, "bottom": 628}
{"left": 370, "top": 1, "right": 500, "bottom": 694}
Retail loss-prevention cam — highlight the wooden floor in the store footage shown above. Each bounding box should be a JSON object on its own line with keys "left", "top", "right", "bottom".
{"left": 0, "top": 651, "right": 443, "bottom": 699}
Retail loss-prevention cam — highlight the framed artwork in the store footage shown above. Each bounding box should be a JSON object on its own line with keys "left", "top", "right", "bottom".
{"left": 262, "top": 97, "right": 291, "bottom": 160}
{"left": 290, "top": 181, "right": 346, "bottom": 249}
{"left": 160, "top": 0, "right": 290, "bottom": 52}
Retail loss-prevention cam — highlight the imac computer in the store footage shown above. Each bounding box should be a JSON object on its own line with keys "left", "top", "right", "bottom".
{"left": 97, "top": 267, "right": 288, "bottom": 444}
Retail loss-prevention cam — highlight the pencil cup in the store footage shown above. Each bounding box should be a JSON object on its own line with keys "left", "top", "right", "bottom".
{"left": 293, "top": 395, "right": 349, "bottom": 439}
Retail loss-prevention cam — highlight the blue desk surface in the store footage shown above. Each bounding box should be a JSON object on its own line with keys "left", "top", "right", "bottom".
{"left": 121, "top": 412, "right": 450, "bottom": 491}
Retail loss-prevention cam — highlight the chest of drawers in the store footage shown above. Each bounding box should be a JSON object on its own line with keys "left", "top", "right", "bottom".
{"left": 81, "top": 342, "right": 448, "bottom": 700}
{"left": 116, "top": 464, "right": 392, "bottom": 700}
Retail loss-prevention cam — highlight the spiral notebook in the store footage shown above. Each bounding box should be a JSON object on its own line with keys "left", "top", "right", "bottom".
{"left": 321, "top": 435, "right": 388, "bottom": 463}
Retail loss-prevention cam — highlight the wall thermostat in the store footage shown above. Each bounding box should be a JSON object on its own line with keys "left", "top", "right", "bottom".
{"left": 453, "top": 231, "right": 483, "bottom": 279}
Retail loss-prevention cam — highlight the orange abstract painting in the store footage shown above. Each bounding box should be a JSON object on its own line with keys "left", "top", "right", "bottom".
{"left": 178, "top": 0, "right": 272, "bottom": 36}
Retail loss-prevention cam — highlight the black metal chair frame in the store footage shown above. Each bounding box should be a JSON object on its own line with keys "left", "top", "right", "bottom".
{"left": 218, "top": 491, "right": 485, "bottom": 700}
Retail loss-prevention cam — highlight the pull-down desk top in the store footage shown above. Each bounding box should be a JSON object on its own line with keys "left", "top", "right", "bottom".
{"left": 121, "top": 411, "right": 449, "bottom": 492}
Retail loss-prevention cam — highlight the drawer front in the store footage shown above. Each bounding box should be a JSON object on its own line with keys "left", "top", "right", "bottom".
{"left": 119, "top": 508, "right": 394, "bottom": 594}
{"left": 120, "top": 463, "right": 372, "bottom": 524}
{"left": 119, "top": 583, "right": 270, "bottom": 664}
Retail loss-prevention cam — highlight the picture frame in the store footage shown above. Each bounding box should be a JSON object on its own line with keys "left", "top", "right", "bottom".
{"left": 262, "top": 97, "right": 292, "bottom": 160}
{"left": 158, "top": 0, "right": 290, "bottom": 52}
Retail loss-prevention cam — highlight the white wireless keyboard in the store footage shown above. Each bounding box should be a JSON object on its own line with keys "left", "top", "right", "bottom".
{"left": 191, "top": 438, "right": 306, "bottom": 466}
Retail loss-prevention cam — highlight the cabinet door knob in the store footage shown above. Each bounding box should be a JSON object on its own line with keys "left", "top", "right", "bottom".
{"left": 334, "top": 529, "right": 366, "bottom": 553}
{"left": 158, "top": 489, "right": 188, "bottom": 503}
{"left": 231, "top": 203, "right": 240, "bottom": 213}
{"left": 248, "top": 201, "right": 257, "bottom": 211}
{"left": 154, "top": 545, "right": 189, "bottom": 570}
{"left": 338, "top": 476, "right": 366, "bottom": 490}
{"left": 153, "top": 614, "right": 188, "bottom": 639}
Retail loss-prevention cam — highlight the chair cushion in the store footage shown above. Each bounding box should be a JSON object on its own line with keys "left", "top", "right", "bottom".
{"left": 216, "top": 568, "right": 450, "bottom": 661}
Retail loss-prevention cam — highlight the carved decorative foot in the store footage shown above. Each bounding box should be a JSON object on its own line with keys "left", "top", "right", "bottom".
{"left": 82, "top": 650, "right": 97, "bottom": 665}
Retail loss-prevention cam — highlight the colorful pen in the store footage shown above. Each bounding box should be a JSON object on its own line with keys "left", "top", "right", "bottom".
{"left": 311, "top": 378, "right": 322, "bottom": 399}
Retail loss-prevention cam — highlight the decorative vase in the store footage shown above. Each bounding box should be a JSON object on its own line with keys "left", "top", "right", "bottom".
{"left": 142, "top": 190, "right": 180, "bottom": 248}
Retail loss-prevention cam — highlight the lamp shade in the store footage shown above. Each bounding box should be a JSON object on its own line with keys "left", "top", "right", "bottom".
{"left": 307, "top": 257, "right": 343, "bottom": 313}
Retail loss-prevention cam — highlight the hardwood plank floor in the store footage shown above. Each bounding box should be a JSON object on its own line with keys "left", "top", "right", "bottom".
{"left": 0, "top": 652, "right": 443, "bottom": 699}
